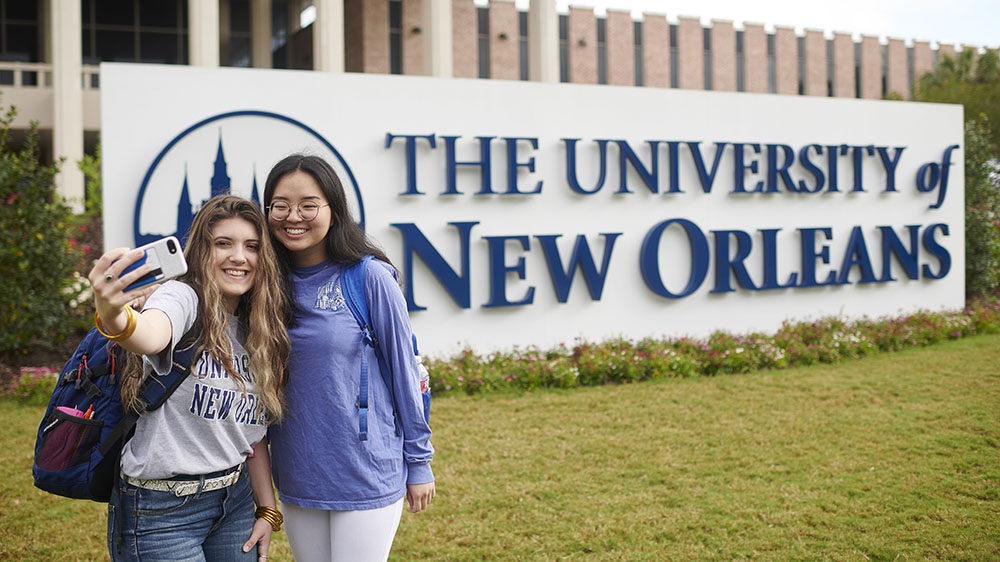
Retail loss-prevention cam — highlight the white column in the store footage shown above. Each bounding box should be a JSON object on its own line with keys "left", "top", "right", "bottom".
{"left": 251, "top": 0, "right": 273, "bottom": 68}
{"left": 189, "top": 0, "right": 221, "bottom": 66}
{"left": 50, "top": 0, "right": 84, "bottom": 211}
{"left": 313, "top": 0, "right": 344, "bottom": 72}
{"left": 422, "top": 0, "right": 452, "bottom": 77}
{"left": 528, "top": 0, "right": 558, "bottom": 82}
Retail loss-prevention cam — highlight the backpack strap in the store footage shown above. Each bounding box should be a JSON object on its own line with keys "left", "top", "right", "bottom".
{"left": 97, "top": 324, "right": 201, "bottom": 457}
{"left": 73, "top": 362, "right": 112, "bottom": 400}
{"left": 341, "top": 257, "right": 400, "bottom": 441}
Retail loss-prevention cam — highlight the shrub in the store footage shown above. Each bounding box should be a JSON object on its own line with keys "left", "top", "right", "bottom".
{"left": 542, "top": 356, "right": 579, "bottom": 388}
{"left": 964, "top": 115, "right": 1000, "bottom": 297}
{"left": 0, "top": 105, "right": 80, "bottom": 355}
{"left": 420, "top": 300, "right": 1000, "bottom": 398}
{"left": 6, "top": 367, "right": 58, "bottom": 405}
{"left": 72, "top": 142, "right": 104, "bottom": 274}
{"left": 573, "top": 340, "right": 642, "bottom": 385}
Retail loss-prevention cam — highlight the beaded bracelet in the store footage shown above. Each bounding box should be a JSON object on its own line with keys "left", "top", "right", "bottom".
{"left": 255, "top": 506, "right": 283, "bottom": 532}
{"left": 94, "top": 305, "right": 137, "bottom": 342}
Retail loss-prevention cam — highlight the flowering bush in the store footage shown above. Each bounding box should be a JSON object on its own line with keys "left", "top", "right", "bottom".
{"left": 62, "top": 271, "right": 95, "bottom": 331}
{"left": 574, "top": 339, "right": 643, "bottom": 385}
{"left": 0, "top": 107, "right": 81, "bottom": 355}
{"left": 422, "top": 300, "right": 1000, "bottom": 397}
{"left": 6, "top": 367, "right": 58, "bottom": 405}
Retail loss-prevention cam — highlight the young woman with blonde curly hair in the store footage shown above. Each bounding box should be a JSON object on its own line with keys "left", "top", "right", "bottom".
{"left": 89, "top": 194, "right": 290, "bottom": 562}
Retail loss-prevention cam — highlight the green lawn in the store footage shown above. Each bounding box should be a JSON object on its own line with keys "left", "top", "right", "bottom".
{"left": 3, "top": 335, "right": 999, "bottom": 561}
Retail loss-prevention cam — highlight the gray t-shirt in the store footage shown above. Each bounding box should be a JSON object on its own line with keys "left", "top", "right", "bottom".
{"left": 119, "top": 281, "right": 268, "bottom": 479}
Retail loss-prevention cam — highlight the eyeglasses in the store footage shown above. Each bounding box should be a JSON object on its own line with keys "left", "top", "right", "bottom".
{"left": 267, "top": 201, "right": 329, "bottom": 222}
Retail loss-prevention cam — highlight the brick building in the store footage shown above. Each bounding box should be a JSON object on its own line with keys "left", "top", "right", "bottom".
{"left": 4, "top": 0, "right": 993, "bottom": 208}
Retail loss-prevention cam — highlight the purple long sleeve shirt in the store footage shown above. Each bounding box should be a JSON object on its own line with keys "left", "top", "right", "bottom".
{"left": 269, "top": 259, "right": 434, "bottom": 510}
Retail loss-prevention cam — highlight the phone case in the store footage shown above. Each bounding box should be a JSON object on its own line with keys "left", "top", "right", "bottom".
{"left": 121, "top": 236, "right": 188, "bottom": 291}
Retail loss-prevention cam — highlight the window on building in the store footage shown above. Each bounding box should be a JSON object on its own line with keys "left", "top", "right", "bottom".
{"left": 271, "top": 0, "right": 288, "bottom": 68}
{"left": 559, "top": 14, "right": 568, "bottom": 82}
{"left": 907, "top": 45, "right": 914, "bottom": 98}
{"left": 389, "top": 0, "right": 402, "bottom": 74}
{"left": 226, "top": 0, "right": 251, "bottom": 67}
{"left": 83, "top": 0, "right": 188, "bottom": 65}
{"left": 634, "top": 21, "right": 643, "bottom": 87}
{"left": 736, "top": 30, "right": 744, "bottom": 92}
{"left": 703, "top": 27, "right": 712, "bottom": 90}
{"left": 477, "top": 7, "right": 489, "bottom": 78}
{"left": 669, "top": 23, "right": 678, "bottom": 88}
{"left": 766, "top": 33, "right": 775, "bottom": 93}
{"left": 519, "top": 11, "right": 528, "bottom": 81}
{"left": 596, "top": 17, "right": 606, "bottom": 84}
{"left": 854, "top": 42, "right": 861, "bottom": 98}
{"left": 797, "top": 36, "right": 805, "bottom": 95}
{"left": 0, "top": 0, "right": 40, "bottom": 86}
{"left": 881, "top": 43, "right": 888, "bottom": 97}
{"left": 826, "top": 38, "right": 834, "bottom": 96}
{"left": 0, "top": 0, "right": 39, "bottom": 62}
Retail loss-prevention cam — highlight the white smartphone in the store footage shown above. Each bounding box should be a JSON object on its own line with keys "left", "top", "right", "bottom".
{"left": 120, "top": 236, "right": 188, "bottom": 292}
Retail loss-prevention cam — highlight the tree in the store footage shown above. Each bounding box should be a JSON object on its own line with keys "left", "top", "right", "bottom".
{"left": 918, "top": 48, "right": 1000, "bottom": 150}
{"left": 916, "top": 49, "right": 1000, "bottom": 299}
{"left": 916, "top": 49, "right": 1000, "bottom": 298}
{"left": 0, "top": 104, "right": 81, "bottom": 355}
{"left": 963, "top": 115, "right": 1000, "bottom": 297}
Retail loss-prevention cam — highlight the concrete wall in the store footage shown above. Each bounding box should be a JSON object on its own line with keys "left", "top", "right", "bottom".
{"left": 568, "top": 6, "right": 597, "bottom": 84}
{"left": 605, "top": 9, "right": 634, "bottom": 86}
{"left": 642, "top": 13, "right": 669, "bottom": 88}
{"left": 677, "top": 16, "right": 703, "bottom": 90}
{"left": 711, "top": 20, "right": 736, "bottom": 91}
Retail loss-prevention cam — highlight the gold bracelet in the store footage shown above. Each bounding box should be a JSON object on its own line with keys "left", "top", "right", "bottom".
{"left": 256, "top": 510, "right": 282, "bottom": 531}
{"left": 256, "top": 506, "right": 282, "bottom": 530}
{"left": 255, "top": 505, "right": 283, "bottom": 531}
{"left": 95, "top": 305, "right": 138, "bottom": 342}
{"left": 95, "top": 305, "right": 136, "bottom": 341}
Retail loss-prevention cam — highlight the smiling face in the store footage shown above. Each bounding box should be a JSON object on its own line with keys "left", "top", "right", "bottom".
{"left": 210, "top": 217, "right": 260, "bottom": 313}
{"left": 267, "top": 170, "right": 333, "bottom": 267}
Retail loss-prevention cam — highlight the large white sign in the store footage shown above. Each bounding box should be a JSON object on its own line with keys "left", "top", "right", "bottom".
{"left": 101, "top": 63, "right": 964, "bottom": 355}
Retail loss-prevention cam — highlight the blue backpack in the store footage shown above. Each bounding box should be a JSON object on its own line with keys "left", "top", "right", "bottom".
{"left": 32, "top": 325, "right": 199, "bottom": 502}
{"left": 341, "top": 256, "right": 430, "bottom": 441}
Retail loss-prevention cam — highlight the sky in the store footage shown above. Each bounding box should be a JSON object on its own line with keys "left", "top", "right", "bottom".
{"left": 495, "top": 0, "right": 999, "bottom": 49}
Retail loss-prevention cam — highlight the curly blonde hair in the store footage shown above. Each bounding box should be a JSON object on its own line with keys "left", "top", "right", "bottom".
{"left": 121, "top": 195, "right": 291, "bottom": 422}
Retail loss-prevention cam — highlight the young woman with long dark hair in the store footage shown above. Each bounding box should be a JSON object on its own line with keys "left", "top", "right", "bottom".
{"left": 263, "top": 154, "right": 434, "bottom": 562}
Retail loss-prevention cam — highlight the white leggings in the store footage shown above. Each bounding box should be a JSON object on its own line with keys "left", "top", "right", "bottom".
{"left": 282, "top": 498, "right": 404, "bottom": 562}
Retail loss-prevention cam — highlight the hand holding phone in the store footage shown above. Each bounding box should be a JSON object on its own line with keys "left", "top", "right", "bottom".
{"left": 118, "top": 236, "right": 188, "bottom": 291}
{"left": 87, "top": 237, "right": 186, "bottom": 347}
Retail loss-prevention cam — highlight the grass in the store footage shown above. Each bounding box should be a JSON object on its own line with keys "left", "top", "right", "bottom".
{"left": 3, "top": 335, "right": 999, "bottom": 561}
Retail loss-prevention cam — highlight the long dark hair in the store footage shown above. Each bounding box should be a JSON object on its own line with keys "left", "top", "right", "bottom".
{"left": 263, "top": 154, "right": 393, "bottom": 271}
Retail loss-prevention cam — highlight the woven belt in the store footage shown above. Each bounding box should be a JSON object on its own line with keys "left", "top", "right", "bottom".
{"left": 124, "top": 465, "right": 242, "bottom": 497}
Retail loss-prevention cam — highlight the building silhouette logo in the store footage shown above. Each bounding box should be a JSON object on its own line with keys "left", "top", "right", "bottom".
{"left": 133, "top": 110, "right": 363, "bottom": 247}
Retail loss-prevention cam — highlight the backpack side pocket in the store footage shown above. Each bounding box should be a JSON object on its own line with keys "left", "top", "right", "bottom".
{"left": 36, "top": 409, "right": 103, "bottom": 471}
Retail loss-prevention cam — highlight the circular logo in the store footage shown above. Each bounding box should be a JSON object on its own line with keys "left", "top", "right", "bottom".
{"left": 134, "top": 110, "right": 363, "bottom": 246}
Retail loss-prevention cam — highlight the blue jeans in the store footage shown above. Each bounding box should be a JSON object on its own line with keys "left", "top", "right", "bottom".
{"left": 107, "top": 467, "right": 256, "bottom": 562}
